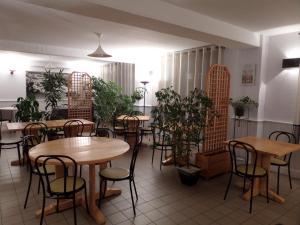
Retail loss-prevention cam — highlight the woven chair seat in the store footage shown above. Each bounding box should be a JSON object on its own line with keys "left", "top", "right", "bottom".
{"left": 271, "top": 157, "right": 287, "bottom": 166}
{"left": 50, "top": 177, "right": 85, "bottom": 193}
{"left": 0, "top": 138, "right": 22, "bottom": 145}
{"left": 237, "top": 165, "right": 267, "bottom": 176}
{"left": 100, "top": 167, "right": 129, "bottom": 180}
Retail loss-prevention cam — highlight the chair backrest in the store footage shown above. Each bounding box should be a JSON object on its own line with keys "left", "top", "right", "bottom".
{"left": 123, "top": 115, "right": 140, "bottom": 132}
{"left": 35, "top": 155, "right": 78, "bottom": 196}
{"left": 95, "top": 127, "right": 114, "bottom": 138}
{"left": 129, "top": 131, "right": 142, "bottom": 178}
{"left": 130, "top": 111, "right": 144, "bottom": 116}
{"left": 63, "top": 120, "right": 84, "bottom": 138}
{"left": 23, "top": 122, "right": 48, "bottom": 145}
{"left": 269, "top": 131, "right": 296, "bottom": 161}
{"left": 228, "top": 140, "right": 258, "bottom": 176}
{"left": 151, "top": 125, "right": 172, "bottom": 146}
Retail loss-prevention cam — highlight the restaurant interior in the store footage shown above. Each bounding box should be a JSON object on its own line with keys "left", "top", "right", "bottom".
{"left": 0, "top": 0, "right": 300, "bottom": 225}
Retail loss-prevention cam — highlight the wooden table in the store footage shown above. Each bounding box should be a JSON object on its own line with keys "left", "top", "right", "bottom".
{"left": 6, "top": 119, "right": 94, "bottom": 131}
{"left": 117, "top": 115, "right": 150, "bottom": 148}
{"left": 29, "top": 136, "right": 130, "bottom": 225}
{"left": 231, "top": 136, "right": 300, "bottom": 203}
{"left": 7, "top": 119, "right": 94, "bottom": 166}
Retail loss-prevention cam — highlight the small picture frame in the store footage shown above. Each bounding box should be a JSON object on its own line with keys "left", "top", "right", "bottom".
{"left": 241, "top": 64, "right": 256, "bottom": 85}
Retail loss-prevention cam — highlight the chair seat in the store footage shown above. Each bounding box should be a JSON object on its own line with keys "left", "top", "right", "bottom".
{"left": 100, "top": 167, "right": 129, "bottom": 180}
{"left": 271, "top": 157, "right": 288, "bottom": 166}
{"left": 33, "top": 165, "right": 56, "bottom": 175}
{"left": 237, "top": 165, "right": 267, "bottom": 176}
{"left": 0, "top": 138, "right": 22, "bottom": 145}
{"left": 114, "top": 126, "right": 124, "bottom": 130}
{"left": 50, "top": 177, "right": 85, "bottom": 193}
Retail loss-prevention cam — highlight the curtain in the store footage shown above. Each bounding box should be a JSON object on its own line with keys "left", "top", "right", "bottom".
{"left": 100, "top": 62, "right": 135, "bottom": 95}
{"left": 160, "top": 45, "right": 224, "bottom": 96}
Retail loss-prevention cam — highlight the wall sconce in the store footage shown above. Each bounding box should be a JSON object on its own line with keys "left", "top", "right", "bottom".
{"left": 282, "top": 58, "right": 300, "bottom": 68}
{"left": 9, "top": 70, "right": 15, "bottom": 75}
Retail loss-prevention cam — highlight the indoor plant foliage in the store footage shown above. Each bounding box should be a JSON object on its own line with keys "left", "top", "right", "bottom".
{"left": 131, "top": 87, "right": 145, "bottom": 102}
{"left": 15, "top": 95, "right": 43, "bottom": 122}
{"left": 229, "top": 96, "right": 258, "bottom": 117}
{"left": 152, "top": 87, "right": 215, "bottom": 170}
{"left": 92, "top": 77, "right": 122, "bottom": 126}
{"left": 41, "top": 69, "right": 67, "bottom": 119}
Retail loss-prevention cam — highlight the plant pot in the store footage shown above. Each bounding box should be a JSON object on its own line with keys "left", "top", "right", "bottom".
{"left": 177, "top": 166, "right": 201, "bottom": 186}
{"left": 234, "top": 105, "right": 245, "bottom": 117}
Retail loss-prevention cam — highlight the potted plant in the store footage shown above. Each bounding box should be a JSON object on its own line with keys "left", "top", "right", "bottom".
{"left": 131, "top": 87, "right": 145, "bottom": 102}
{"left": 41, "top": 69, "right": 67, "bottom": 120}
{"left": 152, "top": 87, "right": 215, "bottom": 185}
{"left": 92, "top": 77, "right": 122, "bottom": 127}
{"left": 229, "top": 96, "right": 258, "bottom": 117}
{"left": 15, "top": 95, "right": 43, "bottom": 122}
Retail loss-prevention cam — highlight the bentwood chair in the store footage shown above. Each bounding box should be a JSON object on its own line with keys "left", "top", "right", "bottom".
{"left": 23, "top": 122, "right": 56, "bottom": 209}
{"left": 269, "top": 131, "right": 296, "bottom": 194}
{"left": 224, "top": 140, "right": 269, "bottom": 213}
{"left": 151, "top": 125, "right": 174, "bottom": 170}
{"left": 98, "top": 130, "right": 142, "bottom": 215}
{"left": 63, "top": 119, "right": 84, "bottom": 138}
{"left": 112, "top": 115, "right": 124, "bottom": 138}
{"left": 94, "top": 127, "right": 114, "bottom": 167}
{"left": 35, "top": 155, "right": 89, "bottom": 225}
{"left": 122, "top": 115, "right": 140, "bottom": 142}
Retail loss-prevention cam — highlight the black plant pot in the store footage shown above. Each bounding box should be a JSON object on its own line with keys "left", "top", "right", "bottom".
{"left": 177, "top": 166, "right": 201, "bottom": 186}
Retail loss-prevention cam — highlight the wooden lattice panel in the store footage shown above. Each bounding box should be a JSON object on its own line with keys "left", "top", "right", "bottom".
{"left": 68, "top": 72, "right": 92, "bottom": 121}
{"left": 203, "top": 64, "right": 230, "bottom": 153}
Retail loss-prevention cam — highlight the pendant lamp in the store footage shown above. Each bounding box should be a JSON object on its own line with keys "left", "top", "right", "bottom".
{"left": 87, "top": 32, "right": 112, "bottom": 58}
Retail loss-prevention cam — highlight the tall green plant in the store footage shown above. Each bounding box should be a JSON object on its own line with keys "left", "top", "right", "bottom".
{"left": 15, "top": 96, "right": 43, "bottom": 122}
{"left": 152, "top": 87, "right": 215, "bottom": 167}
{"left": 41, "top": 69, "right": 67, "bottom": 118}
{"left": 92, "top": 77, "right": 122, "bottom": 126}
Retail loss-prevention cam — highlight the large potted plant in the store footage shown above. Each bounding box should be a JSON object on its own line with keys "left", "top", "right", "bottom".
{"left": 15, "top": 95, "right": 43, "bottom": 122}
{"left": 229, "top": 96, "right": 258, "bottom": 117}
{"left": 41, "top": 69, "right": 67, "bottom": 119}
{"left": 152, "top": 87, "right": 215, "bottom": 185}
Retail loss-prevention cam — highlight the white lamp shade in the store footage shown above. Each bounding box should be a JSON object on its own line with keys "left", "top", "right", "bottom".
{"left": 88, "top": 33, "right": 112, "bottom": 58}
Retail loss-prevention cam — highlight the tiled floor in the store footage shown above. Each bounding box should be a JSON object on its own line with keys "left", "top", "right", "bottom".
{"left": 1, "top": 126, "right": 300, "bottom": 225}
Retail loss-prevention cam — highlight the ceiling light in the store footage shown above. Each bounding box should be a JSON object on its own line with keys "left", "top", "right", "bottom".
{"left": 87, "top": 32, "right": 112, "bottom": 58}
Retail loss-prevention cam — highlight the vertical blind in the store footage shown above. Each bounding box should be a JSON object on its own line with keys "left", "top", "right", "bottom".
{"left": 160, "top": 45, "right": 224, "bottom": 96}
{"left": 100, "top": 62, "right": 135, "bottom": 95}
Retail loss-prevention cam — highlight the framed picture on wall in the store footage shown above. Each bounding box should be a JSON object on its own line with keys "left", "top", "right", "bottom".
{"left": 241, "top": 64, "right": 256, "bottom": 85}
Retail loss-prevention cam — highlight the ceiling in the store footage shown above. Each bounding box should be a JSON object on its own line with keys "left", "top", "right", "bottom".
{"left": 161, "top": 0, "right": 300, "bottom": 32}
{"left": 0, "top": 0, "right": 299, "bottom": 61}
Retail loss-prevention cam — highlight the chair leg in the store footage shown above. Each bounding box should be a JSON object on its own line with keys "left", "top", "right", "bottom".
{"left": 37, "top": 177, "right": 41, "bottom": 194}
{"left": 109, "top": 161, "right": 112, "bottom": 167}
{"left": 0, "top": 144, "right": 2, "bottom": 157}
{"left": 224, "top": 172, "right": 233, "bottom": 200}
{"left": 98, "top": 179, "right": 103, "bottom": 208}
{"left": 84, "top": 185, "right": 90, "bottom": 214}
{"left": 249, "top": 177, "right": 255, "bottom": 213}
{"left": 276, "top": 167, "right": 280, "bottom": 194}
{"left": 73, "top": 194, "right": 77, "bottom": 225}
{"left": 288, "top": 164, "right": 292, "bottom": 189}
{"left": 24, "top": 171, "right": 33, "bottom": 209}
{"left": 266, "top": 174, "right": 269, "bottom": 203}
{"left": 132, "top": 179, "right": 138, "bottom": 200}
{"left": 151, "top": 147, "right": 155, "bottom": 164}
{"left": 160, "top": 148, "right": 163, "bottom": 171}
{"left": 102, "top": 180, "right": 107, "bottom": 200}
{"left": 56, "top": 198, "right": 59, "bottom": 213}
{"left": 79, "top": 165, "right": 82, "bottom": 177}
{"left": 17, "top": 143, "right": 21, "bottom": 165}
{"left": 129, "top": 180, "right": 136, "bottom": 216}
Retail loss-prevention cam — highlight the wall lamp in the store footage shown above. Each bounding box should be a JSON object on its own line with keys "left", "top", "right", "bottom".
{"left": 9, "top": 69, "right": 15, "bottom": 75}
{"left": 282, "top": 58, "right": 300, "bottom": 68}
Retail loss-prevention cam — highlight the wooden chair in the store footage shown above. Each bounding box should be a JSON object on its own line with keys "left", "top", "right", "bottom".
{"left": 112, "top": 116, "right": 124, "bottom": 138}
{"left": 23, "top": 122, "right": 56, "bottom": 209}
{"left": 224, "top": 140, "right": 269, "bottom": 213}
{"left": 122, "top": 115, "right": 140, "bottom": 142}
{"left": 98, "top": 130, "right": 141, "bottom": 215}
{"left": 35, "top": 155, "right": 89, "bottom": 225}
{"left": 63, "top": 120, "right": 84, "bottom": 138}
{"left": 269, "top": 131, "right": 296, "bottom": 194}
{"left": 151, "top": 125, "right": 174, "bottom": 170}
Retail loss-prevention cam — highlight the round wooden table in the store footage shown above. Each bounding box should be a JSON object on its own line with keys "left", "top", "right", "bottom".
{"left": 29, "top": 136, "right": 130, "bottom": 225}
